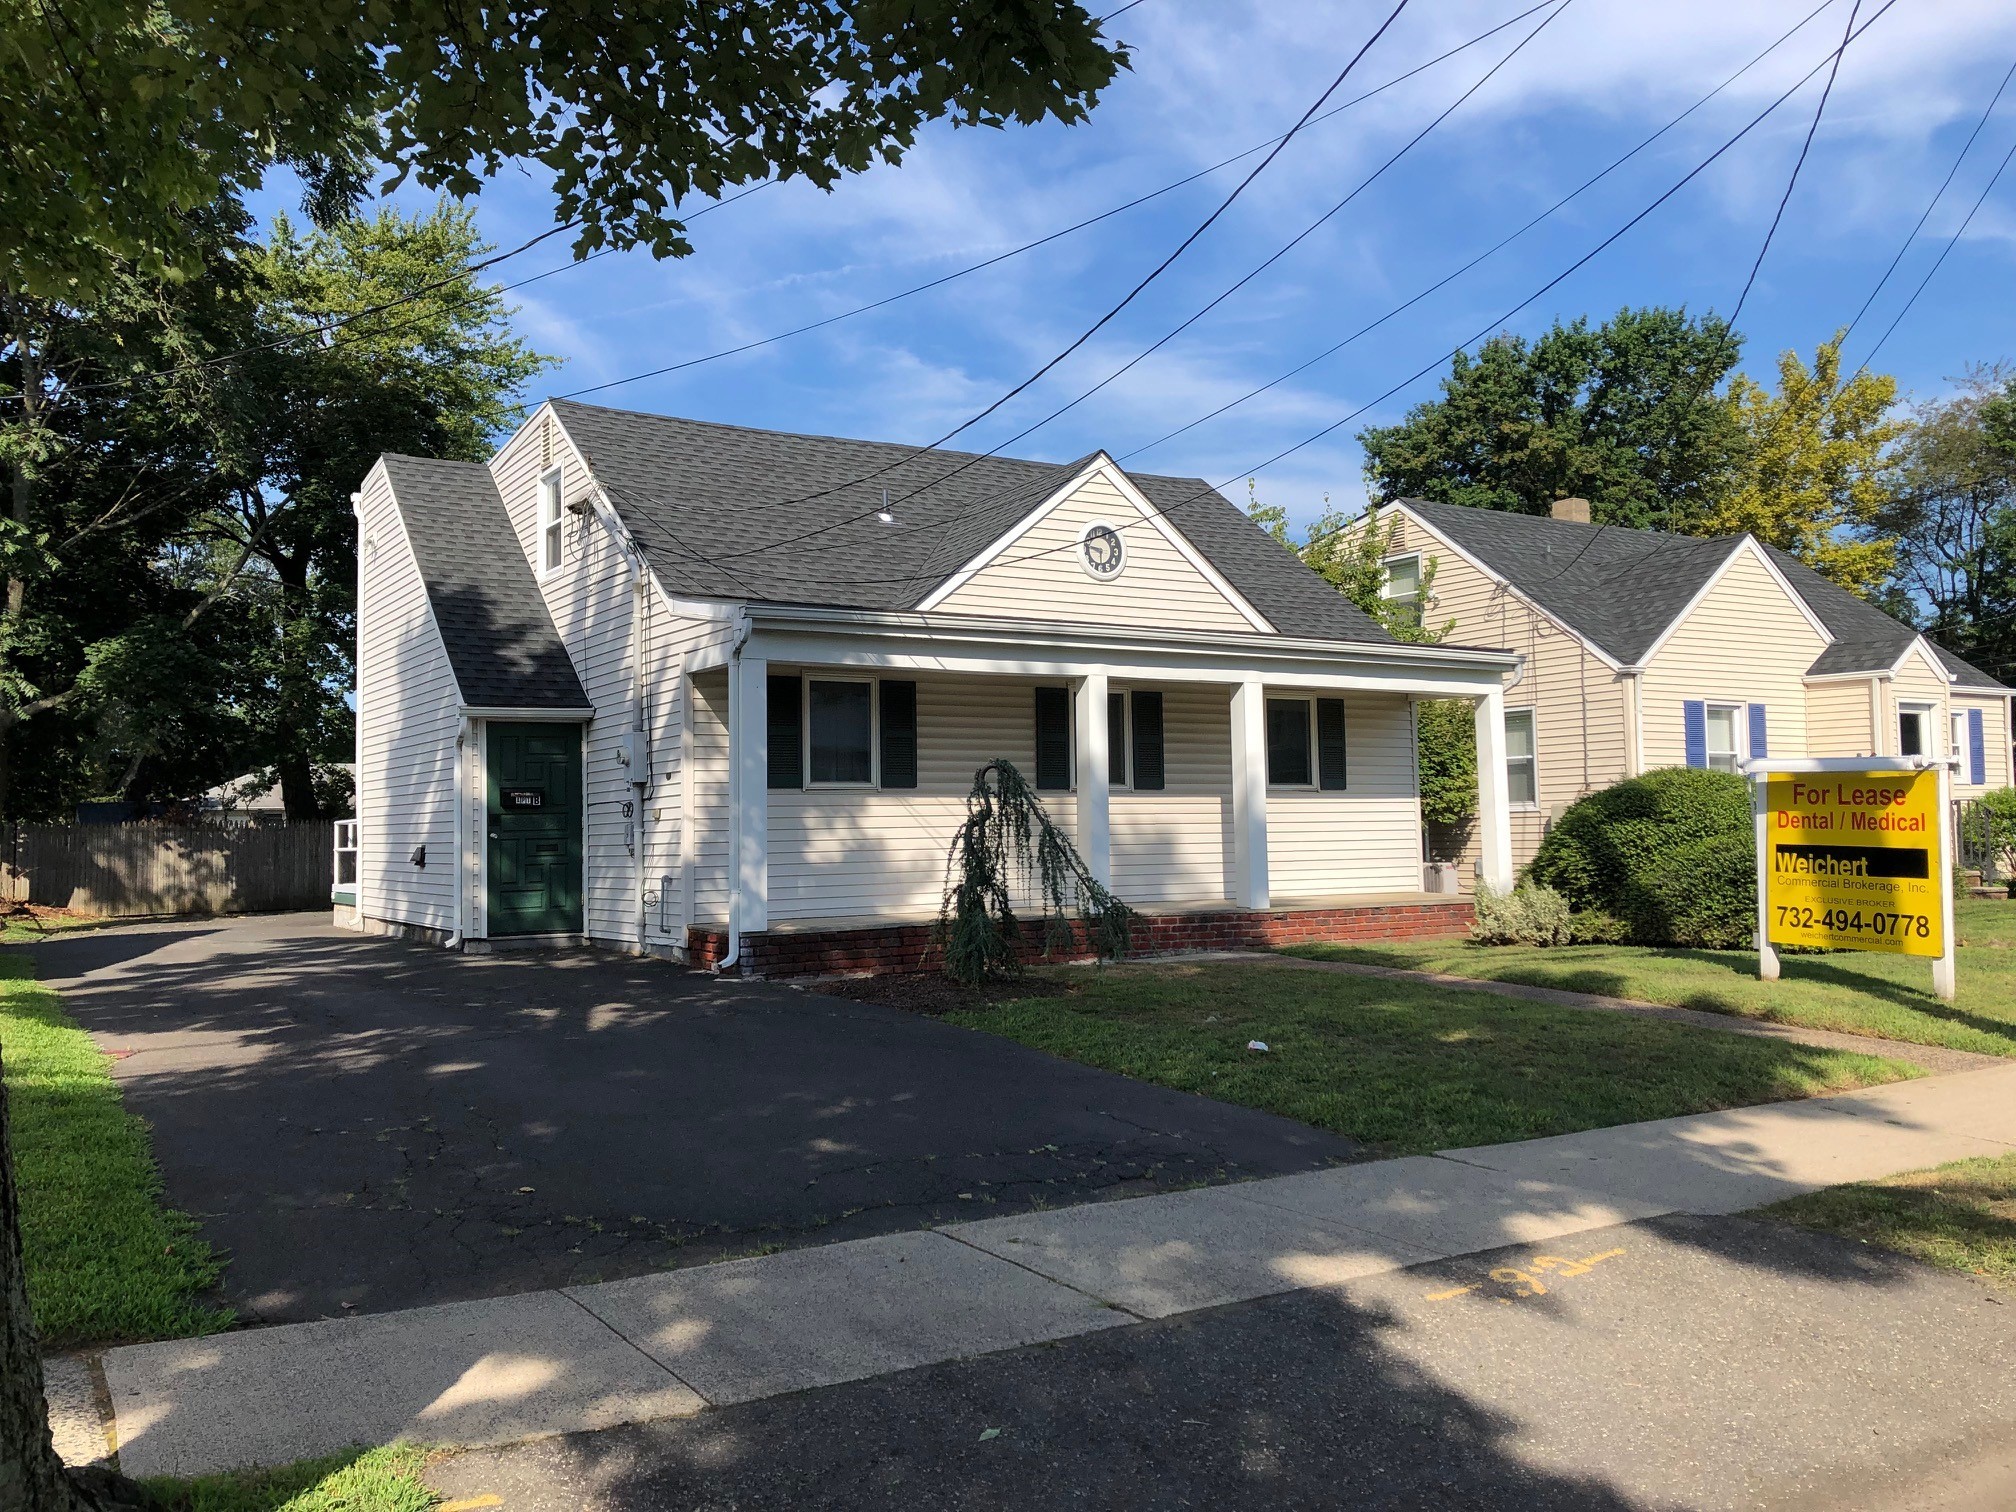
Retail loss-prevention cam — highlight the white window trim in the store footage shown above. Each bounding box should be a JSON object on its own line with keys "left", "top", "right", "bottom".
{"left": 1504, "top": 707, "right": 1539, "bottom": 810}
{"left": 537, "top": 467, "right": 565, "bottom": 579}
{"left": 804, "top": 675, "right": 880, "bottom": 790}
{"left": 1701, "top": 699, "right": 1744, "bottom": 774}
{"left": 1950, "top": 709, "right": 1968, "bottom": 770}
{"left": 1380, "top": 552, "right": 1422, "bottom": 602}
{"left": 1265, "top": 694, "right": 1318, "bottom": 791}
{"left": 1898, "top": 700, "right": 1936, "bottom": 761}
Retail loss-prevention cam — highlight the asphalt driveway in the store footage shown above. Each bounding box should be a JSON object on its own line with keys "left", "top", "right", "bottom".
{"left": 30, "top": 915, "right": 1355, "bottom": 1325}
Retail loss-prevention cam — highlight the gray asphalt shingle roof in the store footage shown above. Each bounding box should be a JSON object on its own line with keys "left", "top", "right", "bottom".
{"left": 1400, "top": 497, "right": 2009, "bottom": 689}
{"left": 381, "top": 455, "right": 590, "bottom": 710}
{"left": 549, "top": 399, "right": 1394, "bottom": 644}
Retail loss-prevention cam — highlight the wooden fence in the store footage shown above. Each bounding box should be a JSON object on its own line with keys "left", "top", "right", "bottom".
{"left": 0, "top": 822, "right": 335, "bottom": 917}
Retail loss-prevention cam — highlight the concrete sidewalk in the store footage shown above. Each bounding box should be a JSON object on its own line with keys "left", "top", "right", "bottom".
{"left": 89, "top": 1063, "right": 2016, "bottom": 1478}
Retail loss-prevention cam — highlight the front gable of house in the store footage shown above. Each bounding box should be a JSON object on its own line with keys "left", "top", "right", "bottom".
{"left": 921, "top": 459, "right": 1270, "bottom": 634}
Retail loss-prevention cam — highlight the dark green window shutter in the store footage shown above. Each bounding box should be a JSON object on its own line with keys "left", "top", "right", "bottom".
{"left": 1316, "top": 697, "right": 1347, "bottom": 791}
{"left": 1131, "top": 690, "right": 1165, "bottom": 791}
{"left": 1107, "top": 693, "right": 1127, "bottom": 787}
{"left": 767, "top": 674, "right": 803, "bottom": 790}
{"left": 1034, "top": 686, "right": 1072, "bottom": 791}
{"left": 880, "top": 679, "right": 918, "bottom": 789}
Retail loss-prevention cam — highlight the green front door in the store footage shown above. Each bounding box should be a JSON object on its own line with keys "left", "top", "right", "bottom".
{"left": 486, "top": 722, "right": 583, "bottom": 936}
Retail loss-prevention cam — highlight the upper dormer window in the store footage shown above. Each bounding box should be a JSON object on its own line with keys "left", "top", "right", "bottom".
{"left": 538, "top": 468, "right": 563, "bottom": 575}
{"left": 1381, "top": 554, "right": 1422, "bottom": 627}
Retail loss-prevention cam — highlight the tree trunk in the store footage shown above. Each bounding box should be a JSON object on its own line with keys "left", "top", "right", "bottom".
{"left": 1, "top": 1053, "right": 160, "bottom": 1511}
{"left": 0, "top": 1064, "right": 87, "bottom": 1511}
{"left": 277, "top": 753, "right": 318, "bottom": 820}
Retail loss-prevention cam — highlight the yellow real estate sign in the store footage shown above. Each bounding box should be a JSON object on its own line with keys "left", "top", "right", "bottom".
{"left": 1762, "top": 770, "right": 1944, "bottom": 956}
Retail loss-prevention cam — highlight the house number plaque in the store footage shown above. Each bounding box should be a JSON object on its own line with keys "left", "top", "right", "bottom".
{"left": 501, "top": 788, "right": 546, "bottom": 811}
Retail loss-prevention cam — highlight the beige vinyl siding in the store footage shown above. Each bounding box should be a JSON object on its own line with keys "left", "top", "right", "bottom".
{"left": 492, "top": 410, "right": 637, "bottom": 942}
{"left": 356, "top": 463, "right": 460, "bottom": 932}
{"left": 766, "top": 674, "right": 1078, "bottom": 923}
{"left": 1955, "top": 692, "right": 2013, "bottom": 793}
{"left": 1805, "top": 679, "right": 1879, "bottom": 758}
{"left": 932, "top": 472, "right": 1259, "bottom": 633}
{"left": 1386, "top": 511, "right": 1628, "bottom": 874}
{"left": 1639, "top": 547, "right": 1827, "bottom": 769}
{"left": 1885, "top": 644, "right": 1951, "bottom": 766}
{"left": 1111, "top": 683, "right": 1233, "bottom": 905}
{"left": 1264, "top": 690, "right": 1422, "bottom": 897}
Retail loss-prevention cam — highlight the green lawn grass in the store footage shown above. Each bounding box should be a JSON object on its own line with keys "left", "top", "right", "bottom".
{"left": 1755, "top": 1151, "right": 2016, "bottom": 1290}
{"left": 1285, "top": 896, "right": 2016, "bottom": 1059}
{"left": 147, "top": 1445, "right": 437, "bottom": 1512}
{"left": 949, "top": 962, "right": 1918, "bottom": 1154}
{"left": 1, "top": 954, "right": 231, "bottom": 1347}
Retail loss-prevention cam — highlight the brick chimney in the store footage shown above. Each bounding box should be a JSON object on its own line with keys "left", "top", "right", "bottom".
{"left": 1550, "top": 497, "right": 1592, "bottom": 523}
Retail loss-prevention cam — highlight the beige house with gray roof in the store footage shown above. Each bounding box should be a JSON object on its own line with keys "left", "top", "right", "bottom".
{"left": 1371, "top": 497, "right": 2012, "bottom": 878}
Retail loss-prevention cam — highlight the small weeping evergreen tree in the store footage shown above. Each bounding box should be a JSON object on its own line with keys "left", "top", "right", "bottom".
{"left": 939, "top": 759, "right": 1137, "bottom": 987}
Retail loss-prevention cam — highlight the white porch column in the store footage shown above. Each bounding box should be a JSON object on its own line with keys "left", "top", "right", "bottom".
{"left": 1074, "top": 670, "right": 1111, "bottom": 886}
{"left": 1229, "top": 679, "right": 1270, "bottom": 909}
{"left": 1474, "top": 684, "right": 1514, "bottom": 893}
{"left": 733, "top": 652, "right": 769, "bottom": 934}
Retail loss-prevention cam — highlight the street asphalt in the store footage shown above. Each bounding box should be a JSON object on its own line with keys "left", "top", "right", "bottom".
{"left": 425, "top": 1213, "right": 2016, "bottom": 1512}
{"left": 28, "top": 914, "right": 1355, "bottom": 1324}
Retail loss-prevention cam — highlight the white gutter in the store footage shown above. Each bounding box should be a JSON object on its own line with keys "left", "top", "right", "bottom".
{"left": 717, "top": 606, "right": 755, "bottom": 974}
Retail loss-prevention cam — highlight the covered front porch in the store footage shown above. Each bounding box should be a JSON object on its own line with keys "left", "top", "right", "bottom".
{"left": 677, "top": 606, "right": 1519, "bottom": 973}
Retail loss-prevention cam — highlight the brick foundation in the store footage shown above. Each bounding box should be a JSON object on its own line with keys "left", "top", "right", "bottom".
{"left": 687, "top": 899, "right": 1473, "bottom": 979}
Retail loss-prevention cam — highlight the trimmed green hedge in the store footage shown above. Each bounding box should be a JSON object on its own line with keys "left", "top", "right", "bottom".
{"left": 1529, "top": 767, "right": 1754, "bottom": 947}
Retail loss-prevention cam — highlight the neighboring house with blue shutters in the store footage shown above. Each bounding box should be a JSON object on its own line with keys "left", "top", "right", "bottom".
{"left": 1366, "top": 497, "right": 2012, "bottom": 877}
{"left": 344, "top": 401, "right": 1525, "bottom": 972}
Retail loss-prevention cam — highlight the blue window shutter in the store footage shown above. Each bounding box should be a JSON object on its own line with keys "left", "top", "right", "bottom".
{"left": 1683, "top": 701, "right": 1707, "bottom": 769}
{"left": 1747, "top": 703, "right": 1768, "bottom": 761}
{"left": 1969, "top": 707, "right": 1987, "bottom": 785}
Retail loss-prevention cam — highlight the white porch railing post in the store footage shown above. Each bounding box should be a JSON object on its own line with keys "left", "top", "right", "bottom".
{"left": 1474, "top": 684, "right": 1514, "bottom": 893}
{"left": 1229, "top": 679, "right": 1270, "bottom": 909}
{"left": 1075, "top": 671, "right": 1111, "bottom": 886}
{"left": 733, "top": 653, "right": 770, "bottom": 934}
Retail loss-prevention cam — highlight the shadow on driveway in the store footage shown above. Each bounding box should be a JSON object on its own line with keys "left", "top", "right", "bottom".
{"left": 29, "top": 914, "right": 1357, "bottom": 1325}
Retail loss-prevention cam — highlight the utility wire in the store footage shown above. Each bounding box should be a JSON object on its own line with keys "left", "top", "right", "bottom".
{"left": 1114, "top": 0, "right": 1844, "bottom": 466}
{"left": 701, "top": 0, "right": 1572, "bottom": 568}
{"left": 1854, "top": 129, "right": 2016, "bottom": 376}
{"left": 758, "top": 0, "right": 1900, "bottom": 595}
{"left": 1518, "top": 0, "right": 1864, "bottom": 594}
{"left": 1840, "top": 54, "right": 2016, "bottom": 346}
{"left": 556, "top": 0, "right": 1555, "bottom": 405}
{"left": 652, "top": 0, "right": 1417, "bottom": 522}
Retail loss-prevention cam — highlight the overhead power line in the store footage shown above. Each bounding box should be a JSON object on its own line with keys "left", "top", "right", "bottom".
{"left": 698, "top": 0, "right": 1574, "bottom": 569}
{"left": 557, "top": 0, "right": 1557, "bottom": 406}
{"left": 648, "top": 0, "right": 1418, "bottom": 524}
{"left": 757, "top": 0, "right": 1900, "bottom": 596}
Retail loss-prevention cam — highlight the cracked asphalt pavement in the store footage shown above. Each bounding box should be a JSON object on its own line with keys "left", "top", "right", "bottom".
{"left": 31, "top": 914, "right": 1355, "bottom": 1324}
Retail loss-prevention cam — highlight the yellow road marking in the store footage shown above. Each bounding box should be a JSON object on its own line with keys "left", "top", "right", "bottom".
{"left": 1423, "top": 1284, "right": 1476, "bottom": 1301}
{"left": 439, "top": 1497, "right": 504, "bottom": 1511}
{"left": 1424, "top": 1247, "right": 1628, "bottom": 1304}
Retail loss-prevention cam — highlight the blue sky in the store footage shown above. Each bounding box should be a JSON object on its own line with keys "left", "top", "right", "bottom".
{"left": 294, "top": 0, "right": 2016, "bottom": 533}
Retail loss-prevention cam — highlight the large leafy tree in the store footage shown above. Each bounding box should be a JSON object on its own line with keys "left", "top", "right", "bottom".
{"left": 1692, "top": 335, "right": 1903, "bottom": 596}
{"left": 1879, "top": 369, "right": 2016, "bottom": 683}
{"left": 2, "top": 7, "right": 1130, "bottom": 1504}
{"left": 207, "top": 205, "right": 550, "bottom": 817}
{"left": 1357, "top": 306, "right": 1748, "bottom": 529}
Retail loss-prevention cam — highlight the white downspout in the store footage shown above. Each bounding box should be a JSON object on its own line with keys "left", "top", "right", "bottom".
{"left": 629, "top": 548, "right": 650, "bottom": 953}
{"left": 716, "top": 607, "right": 754, "bottom": 974}
{"left": 447, "top": 716, "right": 470, "bottom": 948}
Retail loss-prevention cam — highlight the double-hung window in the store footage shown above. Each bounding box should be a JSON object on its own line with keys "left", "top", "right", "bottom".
{"left": 808, "top": 679, "right": 875, "bottom": 786}
{"left": 1504, "top": 709, "right": 1538, "bottom": 805}
{"left": 1266, "top": 697, "right": 1314, "bottom": 787}
{"left": 538, "top": 468, "right": 564, "bottom": 575}
{"left": 1381, "top": 555, "right": 1422, "bottom": 629}
{"left": 1898, "top": 703, "right": 1933, "bottom": 759}
{"left": 1703, "top": 704, "right": 1741, "bottom": 773}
